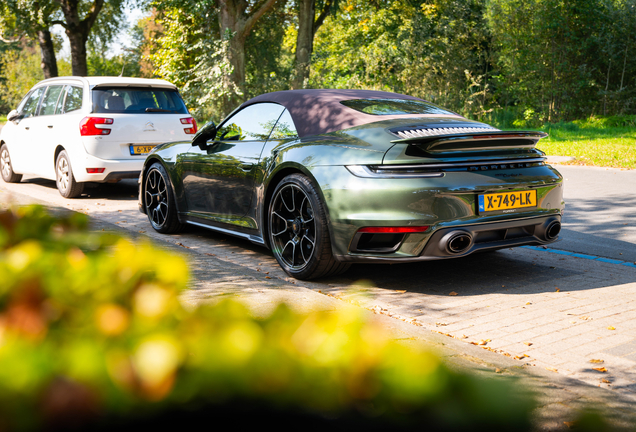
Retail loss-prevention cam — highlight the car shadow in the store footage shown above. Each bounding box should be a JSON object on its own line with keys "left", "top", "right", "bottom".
{"left": 20, "top": 177, "right": 139, "bottom": 201}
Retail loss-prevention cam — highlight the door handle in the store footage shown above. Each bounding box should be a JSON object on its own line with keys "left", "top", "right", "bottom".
{"left": 47, "top": 125, "right": 53, "bottom": 129}
{"left": 239, "top": 164, "right": 254, "bottom": 171}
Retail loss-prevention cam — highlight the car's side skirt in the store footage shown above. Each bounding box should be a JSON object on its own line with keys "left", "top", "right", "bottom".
{"left": 183, "top": 217, "right": 266, "bottom": 246}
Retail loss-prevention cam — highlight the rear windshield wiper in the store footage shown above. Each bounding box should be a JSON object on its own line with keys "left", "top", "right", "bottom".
{"left": 145, "top": 108, "right": 174, "bottom": 113}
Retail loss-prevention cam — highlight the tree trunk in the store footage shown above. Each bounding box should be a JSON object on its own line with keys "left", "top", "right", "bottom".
{"left": 217, "top": 0, "right": 279, "bottom": 112}
{"left": 66, "top": 29, "right": 89, "bottom": 76}
{"left": 56, "top": 0, "right": 105, "bottom": 76}
{"left": 292, "top": 0, "right": 315, "bottom": 89}
{"left": 292, "top": 0, "right": 333, "bottom": 89}
{"left": 37, "top": 29, "right": 58, "bottom": 78}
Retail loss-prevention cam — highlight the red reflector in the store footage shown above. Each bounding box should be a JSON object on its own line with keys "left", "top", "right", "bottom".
{"left": 86, "top": 168, "right": 105, "bottom": 174}
{"left": 181, "top": 117, "right": 198, "bottom": 134}
{"left": 358, "top": 226, "right": 429, "bottom": 234}
{"left": 80, "top": 117, "right": 113, "bottom": 136}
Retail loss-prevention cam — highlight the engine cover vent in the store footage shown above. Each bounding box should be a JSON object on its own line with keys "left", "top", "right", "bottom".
{"left": 394, "top": 126, "right": 500, "bottom": 139}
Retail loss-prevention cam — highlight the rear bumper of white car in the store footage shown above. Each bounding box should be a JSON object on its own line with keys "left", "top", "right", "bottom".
{"left": 73, "top": 153, "right": 145, "bottom": 182}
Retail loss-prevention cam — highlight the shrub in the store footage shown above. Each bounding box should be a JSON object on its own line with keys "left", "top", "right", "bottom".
{"left": 0, "top": 206, "right": 536, "bottom": 431}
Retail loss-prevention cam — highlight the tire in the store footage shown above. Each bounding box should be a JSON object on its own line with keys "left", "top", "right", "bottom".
{"left": 0, "top": 144, "right": 23, "bottom": 183}
{"left": 144, "top": 162, "right": 184, "bottom": 234}
{"left": 56, "top": 150, "right": 84, "bottom": 198}
{"left": 268, "top": 174, "right": 350, "bottom": 280}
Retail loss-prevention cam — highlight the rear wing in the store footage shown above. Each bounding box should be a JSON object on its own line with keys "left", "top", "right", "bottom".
{"left": 390, "top": 131, "right": 548, "bottom": 153}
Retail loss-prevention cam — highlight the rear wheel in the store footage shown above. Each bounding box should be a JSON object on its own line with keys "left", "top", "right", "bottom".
{"left": 144, "top": 162, "right": 184, "bottom": 234}
{"left": 268, "top": 174, "right": 350, "bottom": 280}
{"left": 56, "top": 150, "right": 84, "bottom": 198}
{"left": 0, "top": 144, "right": 22, "bottom": 183}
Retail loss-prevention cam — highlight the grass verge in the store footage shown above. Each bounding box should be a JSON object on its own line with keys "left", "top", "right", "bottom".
{"left": 0, "top": 115, "right": 6, "bottom": 124}
{"left": 537, "top": 124, "right": 636, "bottom": 169}
{"left": 491, "top": 115, "right": 636, "bottom": 170}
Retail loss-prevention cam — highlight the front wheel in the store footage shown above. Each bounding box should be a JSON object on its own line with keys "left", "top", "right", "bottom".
{"left": 268, "top": 174, "right": 350, "bottom": 280}
{"left": 56, "top": 150, "right": 84, "bottom": 198}
{"left": 0, "top": 144, "right": 22, "bottom": 183}
{"left": 144, "top": 162, "right": 184, "bottom": 234}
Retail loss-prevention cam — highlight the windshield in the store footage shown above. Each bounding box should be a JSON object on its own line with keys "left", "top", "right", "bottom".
{"left": 341, "top": 98, "right": 454, "bottom": 116}
{"left": 92, "top": 87, "right": 188, "bottom": 114}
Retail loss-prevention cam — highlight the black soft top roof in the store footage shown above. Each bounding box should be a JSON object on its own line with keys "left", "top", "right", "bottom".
{"left": 241, "top": 89, "right": 460, "bottom": 138}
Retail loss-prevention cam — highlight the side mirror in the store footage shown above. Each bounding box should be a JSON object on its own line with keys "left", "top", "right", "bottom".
{"left": 192, "top": 121, "right": 216, "bottom": 148}
{"left": 7, "top": 110, "right": 19, "bottom": 122}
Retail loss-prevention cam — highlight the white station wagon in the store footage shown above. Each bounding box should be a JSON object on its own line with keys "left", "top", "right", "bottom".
{"left": 0, "top": 76, "right": 197, "bottom": 197}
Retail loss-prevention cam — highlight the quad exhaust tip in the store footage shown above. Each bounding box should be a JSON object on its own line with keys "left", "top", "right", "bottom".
{"left": 440, "top": 231, "right": 473, "bottom": 254}
{"left": 545, "top": 220, "right": 561, "bottom": 240}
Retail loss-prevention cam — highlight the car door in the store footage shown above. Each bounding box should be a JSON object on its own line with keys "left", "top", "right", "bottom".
{"left": 181, "top": 103, "right": 285, "bottom": 225}
{"left": 32, "top": 84, "right": 65, "bottom": 177}
{"left": 9, "top": 87, "right": 45, "bottom": 174}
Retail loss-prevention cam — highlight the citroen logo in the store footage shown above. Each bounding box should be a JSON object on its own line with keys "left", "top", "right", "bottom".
{"left": 144, "top": 122, "right": 156, "bottom": 131}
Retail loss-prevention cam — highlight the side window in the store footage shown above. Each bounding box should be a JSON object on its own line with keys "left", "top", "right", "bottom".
{"left": 39, "top": 86, "right": 64, "bottom": 116}
{"left": 216, "top": 103, "right": 285, "bottom": 141}
{"left": 20, "top": 88, "right": 45, "bottom": 118}
{"left": 63, "top": 86, "right": 83, "bottom": 113}
{"left": 269, "top": 109, "right": 298, "bottom": 140}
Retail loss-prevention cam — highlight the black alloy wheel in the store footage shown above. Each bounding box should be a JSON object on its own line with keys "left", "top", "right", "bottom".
{"left": 56, "top": 150, "right": 84, "bottom": 198}
{"left": 268, "top": 174, "right": 349, "bottom": 280}
{"left": 144, "top": 162, "right": 183, "bottom": 233}
{"left": 0, "top": 144, "right": 22, "bottom": 183}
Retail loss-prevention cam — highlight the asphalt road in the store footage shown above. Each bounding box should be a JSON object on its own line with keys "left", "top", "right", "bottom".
{"left": 1, "top": 163, "right": 636, "bottom": 401}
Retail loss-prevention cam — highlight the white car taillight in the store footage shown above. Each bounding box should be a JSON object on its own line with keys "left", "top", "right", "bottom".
{"left": 80, "top": 117, "right": 114, "bottom": 136}
{"left": 180, "top": 117, "right": 198, "bottom": 134}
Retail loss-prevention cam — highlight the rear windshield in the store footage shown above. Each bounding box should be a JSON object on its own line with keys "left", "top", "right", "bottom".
{"left": 341, "top": 99, "right": 454, "bottom": 116}
{"left": 92, "top": 87, "right": 188, "bottom": 114}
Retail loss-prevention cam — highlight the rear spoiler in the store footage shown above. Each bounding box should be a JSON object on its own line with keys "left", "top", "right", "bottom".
{"left": 390, "top": 131, "right": 548, "bottom": 153}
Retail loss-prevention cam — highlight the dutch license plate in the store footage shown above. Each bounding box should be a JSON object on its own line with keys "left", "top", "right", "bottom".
{"left": 130, "top": 145, "right": 155, "bottom": 155}
{"left": 478, "top": 190, "right": 537, "bottom": 213}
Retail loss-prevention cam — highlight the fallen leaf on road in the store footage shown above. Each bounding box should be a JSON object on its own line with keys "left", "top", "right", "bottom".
{"left": 589, "top": 359, "right": 604, "bottom": 364}
{"left": 449, "top": 291, "right": 458, "bottom": 296}
{"left": 607, "top": 326, "right": 616, "bottom": 330}
{"left": 495, "top": 368, "right": 502, "bottom": 373}
{"left": 265, "top": 276, "right": 271, "bottom": 279}
{"left": 478, "top": 339, "right": 491, "bottom": 346}
{"left": 435, "top": 322, "right": 448, "bottom": 326}
{"left": 205, "top": 253, "right": 216, "bottom": 256}
{"left": 592, "top": 367, "right": 608, "bottom": 373}
{"left": 461, "top": 335, "right": 468, "bottom": 339}
{"left": 395, "top": 290, "right": 406, "bottom": 293}
{"left": 601, "top": 379, "right": 611, "bottom": 383}
{"left": 555, "top": 288, "right": 560, "bottom": 292}
{"left": 176, "top": 243, "right": 189, "bottom": 248}
{"left": 138, "top": 230, "right": 145, "bottom": 233}
{"left": 524, "top": 342, "right": 533, "bottom": 346}
{"left": 525, "top": 302, "right": 532, "bottom": 305}
{"left": 514, "top": 354, "right": 528, "bottom": 360}
{"left": 546, "top": 367, "right": 558, "bottom": 372}
{"left": 579, "top": 316, "right": 592, "bottom": 320}
{"left": 265, "top": 272, "right": 269, "bottom": 275}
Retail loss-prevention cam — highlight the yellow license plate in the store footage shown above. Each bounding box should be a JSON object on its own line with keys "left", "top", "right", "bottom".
{"left": 130, "top": 145, "right": 155, "bottom": 155}
{"left": 478, "top": 190, "right": 537, "bottom": 213}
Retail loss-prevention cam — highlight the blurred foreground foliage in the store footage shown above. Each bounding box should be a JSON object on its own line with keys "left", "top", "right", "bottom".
{"left": 1, "top": 205, "right": 542, "bottom": 431}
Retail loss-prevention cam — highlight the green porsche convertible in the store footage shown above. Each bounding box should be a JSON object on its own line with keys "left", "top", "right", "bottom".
{"left": 139, "top": 89, "right": 563, "bottom": 280}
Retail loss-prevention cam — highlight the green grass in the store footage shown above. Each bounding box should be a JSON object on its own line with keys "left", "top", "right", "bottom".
{"left": 0, "top": 115, "right": 6, "bottom": 124}
{"left": 491, "top": 115, "right": 636, "bottom": 170}
{"left": 537, "top": 123, "right": 636, "bottom": 169}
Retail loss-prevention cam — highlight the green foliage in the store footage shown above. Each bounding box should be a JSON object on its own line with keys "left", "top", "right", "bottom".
{"left": 0, "top": 205, "right": 538, "bottom": 430}
{"left": 310, "top": 0, "right": 494, "bottom": 118}
{"left": 0, "top": 44, "right": 43, "bottom": 112}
